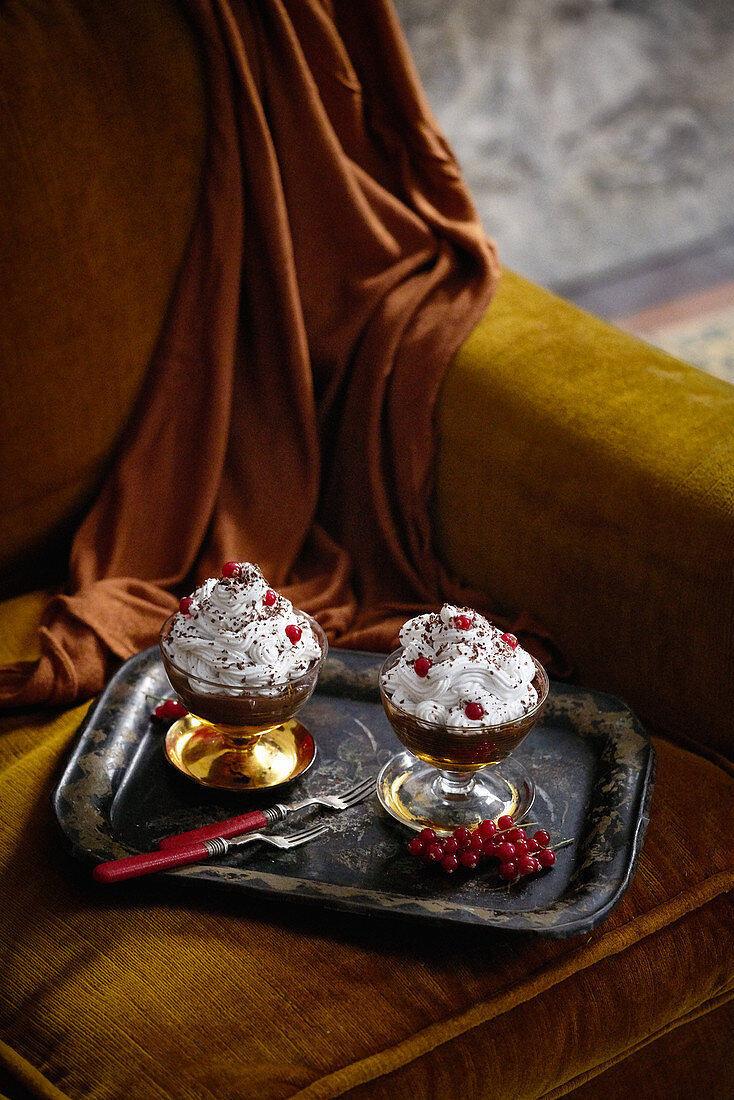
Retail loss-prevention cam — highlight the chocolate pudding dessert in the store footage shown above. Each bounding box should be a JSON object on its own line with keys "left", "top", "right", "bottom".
{"left": 160, "top": 561, "right": 327, "bottom": 734}
{"left": 380, "top": 604, "right": 548, "bottom": 769}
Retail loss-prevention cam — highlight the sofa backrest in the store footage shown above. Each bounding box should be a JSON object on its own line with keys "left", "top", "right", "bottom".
{"left": 0, "top": 0, "right": 205, "bottom": 597}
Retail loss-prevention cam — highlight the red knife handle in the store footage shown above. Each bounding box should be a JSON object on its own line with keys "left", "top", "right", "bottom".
{"left": 156, "top": 810, "right": 268, "bottom": 849}
{"left": 93, "top": 840, "right": 215, "bottom": 883}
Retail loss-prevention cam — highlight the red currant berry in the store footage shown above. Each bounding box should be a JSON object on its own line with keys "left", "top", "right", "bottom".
{"left": 498, "top": 841, "right": 516, "bottom": 862}
{"left": 454, "top": 614, "right": 472, "bottom": 630}
{"left": 478, "top": 819, "right": 497, "bottom": 840}
{"left": 507, "top": 827, "right": 526, "bottom": 842}
{"left": 452, "top": 827, "right": 471, "bottom": 849}
{"left": 285, "top": 624, "right": 302, "bottom": 644}
{"left": 517, "top": 855, "right": 537, "bottom": 876}
{"left": 178, "top": 596, "right": 194, "bottom": 615}
{"left": 443, "top": 837, "right": 459, "bottom": 856}
{"left": 525, "top": 837, "right": 540, "bottom": 854}
{"left": 407, "top": 837, "right": 425, "bottom": 857}
{"left": 221, "top": 561, "right": 241, "bottom": 578}
{"left": 500, "top": 632, "right": 519, "bottom": 650}
{"left": 264, "top": 589, "right": 277, "bottom": 607}
{"left": 497, "top": 815, "right": 515, "bottom": 830}
{"left": 530, "top": 857, "right": 542, "bottom": 872}
{"left": 425, "top": 842, "right": 445, "bottom": 863}
{"left": 513, "top": 839, "right": 529, "bottom": 857}
{"left": 459, "top": 850, "right": 479, "bottom": 869}
{"left": 534, "top": 830, "right": 551, "bottom": 848}
{"left": 464, "top": 701, "right": 485, "bottom": 721}
{"left": 470, "top": 831, "right": 485, "bottom": 853}
{"left": 441, "top": 854, "right": 459, "bottom": 874}
{"left": 482, "top": 838, "right": 499, "bottom": 858}
{"left": 498, "top": 861, "right": 518, "bottom": 882}
{"left": 538, "top": 848, "right": 556, "bottom": 868}
{"left": 154, "top": 700, "right": 187, "bottom": 720}
{"left": 413, "top": 656, "right": 432, "bottom": 678}
{"left": 418, "top": 828, "right": 437, "bottom": 844}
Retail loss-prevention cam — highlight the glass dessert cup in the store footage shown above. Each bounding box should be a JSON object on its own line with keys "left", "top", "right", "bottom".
{"left": 159, "top": 614, "right": 327, "bottom": 792}
{"left": 377, "top": 650, "right": 549, "bottom": 834}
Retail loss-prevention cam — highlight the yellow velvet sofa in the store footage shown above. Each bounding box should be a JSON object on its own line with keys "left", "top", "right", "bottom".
{"left": 1, "top": 3, "right": 733, "bottom": 1099}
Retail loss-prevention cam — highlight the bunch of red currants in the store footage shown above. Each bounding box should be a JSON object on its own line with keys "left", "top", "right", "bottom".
{"left": 407, "top": 814, "right": 557, "bottom": 884}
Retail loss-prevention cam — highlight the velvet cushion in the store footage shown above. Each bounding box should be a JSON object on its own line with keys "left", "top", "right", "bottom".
{"left": 435, "top": 271, "right": 734, "bottom": 757}
{"left": 0, "top": 592, "right": 732, "bottom": 1100}
{"left": 0, "top": 0, "right": 205, "bottom": 597}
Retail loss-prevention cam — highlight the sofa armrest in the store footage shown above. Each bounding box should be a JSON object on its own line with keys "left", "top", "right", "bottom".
{"left": 435, "top": 270, "right": 734, "bottom": 755}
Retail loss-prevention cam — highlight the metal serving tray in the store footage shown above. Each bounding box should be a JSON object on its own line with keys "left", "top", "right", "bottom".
{"left": 53, "top": 647, "right": 655, "bottom": 938}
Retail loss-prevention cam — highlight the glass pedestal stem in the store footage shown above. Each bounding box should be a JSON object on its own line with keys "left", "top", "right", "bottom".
{"left": 434, "top": 769, "right": 476, "bottom": 799}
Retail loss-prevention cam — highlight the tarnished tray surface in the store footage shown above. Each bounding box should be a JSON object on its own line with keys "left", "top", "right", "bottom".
{"left": 53, "top": 647, "right": 655, "bottom": 937}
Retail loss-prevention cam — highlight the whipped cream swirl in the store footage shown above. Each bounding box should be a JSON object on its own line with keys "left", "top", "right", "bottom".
{"left": 381, "top": 604, "right": 539, "bottom": 725}
{"left": 162, "top": 562, "right": 323, "bottom": 694}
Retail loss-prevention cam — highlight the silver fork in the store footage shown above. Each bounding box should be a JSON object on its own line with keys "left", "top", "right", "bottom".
{"left": 157, "top": 774, "right": 376, "bottom": 850}
{"left": 93, "top": 824, "right": 328, "bottom": 885}
{"left": 218, "top": 824, "right": 327, "bottom": 854}
{"left": 276, "top": 774, "right": 376, "bottom": 815}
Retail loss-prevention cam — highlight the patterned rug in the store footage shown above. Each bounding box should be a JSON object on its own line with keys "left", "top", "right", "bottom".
{"left": 616, "top": 281, "right": 734, "bottom": 385}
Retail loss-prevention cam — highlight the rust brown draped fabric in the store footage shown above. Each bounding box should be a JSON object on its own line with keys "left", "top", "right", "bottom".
{"left": 0, "top": 0, "right": 551, "bottom": 707}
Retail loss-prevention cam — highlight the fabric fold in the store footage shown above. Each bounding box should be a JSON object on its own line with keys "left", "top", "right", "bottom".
{"left": 0, "top": 0, "right": 560, "bottom": 709}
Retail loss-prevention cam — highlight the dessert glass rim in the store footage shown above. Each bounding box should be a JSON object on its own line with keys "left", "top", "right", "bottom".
{"left": 159, "top": 611, "right": 328, "bottom": 693}
{"left": 378, "top": 647, "right": 549, "bottom": 732}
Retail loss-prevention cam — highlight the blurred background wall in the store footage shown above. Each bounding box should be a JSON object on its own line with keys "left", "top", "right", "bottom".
{"left": 394, "top": 0, "right": 734, "bottom": 299}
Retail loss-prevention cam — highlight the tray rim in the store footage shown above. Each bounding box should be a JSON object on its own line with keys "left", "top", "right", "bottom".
{"left": 53, "top": 646, "right": 656, "bottom": 938}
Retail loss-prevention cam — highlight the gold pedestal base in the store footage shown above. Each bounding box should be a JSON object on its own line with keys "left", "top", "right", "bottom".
{"left": 163, "top": 714, "right": 316, "bottom": 792}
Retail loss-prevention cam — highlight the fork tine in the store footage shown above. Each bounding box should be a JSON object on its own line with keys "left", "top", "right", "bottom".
{"left": 351, "top": 775, "right": 377, "bottom": 792}
{"left": 339, "top": 776, "right": 375, "bottom": 805}
{"left": 282, "top": 824, "right": 328, "bottom": 845}
{"left": 339, "top": 775, "right": 375, "bottom": 799}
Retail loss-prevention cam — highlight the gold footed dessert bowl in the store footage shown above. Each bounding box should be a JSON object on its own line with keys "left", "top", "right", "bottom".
{"left": 377, "top": 648, "right": 549, "bottom": 834}
{"left": 160, "top": 612, "right": 327, "bottom": 792}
